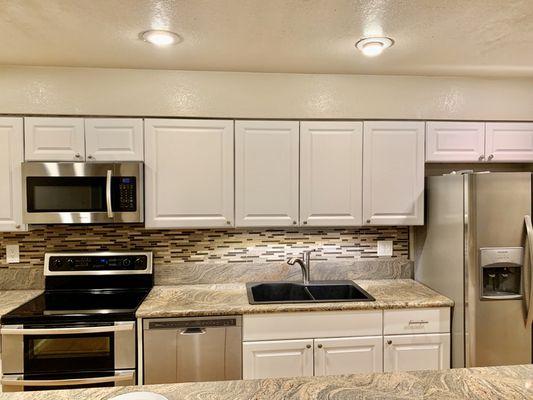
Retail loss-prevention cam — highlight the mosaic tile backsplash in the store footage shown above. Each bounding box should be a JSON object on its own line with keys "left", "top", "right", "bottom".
{"left": 0, "top": 224, "right": 409, "bottom": 289}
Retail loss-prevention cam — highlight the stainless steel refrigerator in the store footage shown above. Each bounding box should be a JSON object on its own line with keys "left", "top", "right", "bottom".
{"left": 416, "top": 172, "right": 533, "bottom": 368}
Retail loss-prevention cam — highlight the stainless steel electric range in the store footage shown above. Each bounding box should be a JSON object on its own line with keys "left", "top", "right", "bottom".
{"left": 0, "top": 251, "right": 153, "bottom": 392}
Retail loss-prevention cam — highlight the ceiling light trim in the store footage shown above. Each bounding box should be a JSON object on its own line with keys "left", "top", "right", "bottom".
{"left": 355, "top": 37, "right": 394, "bottom": 57}
{"left": 139, "top": 29, "right": 182, "bottom": 46}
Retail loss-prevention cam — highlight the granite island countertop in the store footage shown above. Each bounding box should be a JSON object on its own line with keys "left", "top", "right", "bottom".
{"left": 136, "top": 279, "right": 454, "bottom": 318}
{"left": 0, "top": 290, "right": 43, "bottom": 321}
{"left": 0, "top": 365, "right": 531, "bottom": 399}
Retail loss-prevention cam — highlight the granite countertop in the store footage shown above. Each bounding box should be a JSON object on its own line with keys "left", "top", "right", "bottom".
{"left": 136, "top": 279, "right": 454, "bottom": 318}
{"left": 0, "top": 365, "right": 531, "bottom": 399}
{"left": 0, "top": 290, "right": 42, "bottom": 321}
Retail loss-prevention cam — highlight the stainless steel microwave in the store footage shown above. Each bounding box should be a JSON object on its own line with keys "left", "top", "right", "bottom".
{"left": 22, "top": 162, "right": 143, "bottom": 224}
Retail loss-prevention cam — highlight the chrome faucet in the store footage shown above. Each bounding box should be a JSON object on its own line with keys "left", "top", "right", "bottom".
{"left": 287, "top": 249, "right": 316, "bottom": 284}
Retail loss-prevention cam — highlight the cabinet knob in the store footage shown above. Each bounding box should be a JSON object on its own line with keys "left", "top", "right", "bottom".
{"left": 387, "top": 340, "right": 392, "bottom": 345}
{"left": 306, "top": 344, "right": 311, "bottom": 349}
{"left": 226, "top": 221, "right": 231, "bottom": 225}
{"left": 74, "top": 153, "right": 81, "bottom": 158}
{"left": 87, "top": 155, "right": 94, "bottom": 159}
{"left": 317, "top": 344, "right": 323, "bottom": 349}
{"left": 303, "top": 221, "right": 308, "bottom": 225}
{"left": 488, "top": 154, "right": 494, "bottom": 161}
{"left": 293, "top": 221, "right": 297, "bottom": 225}
{"left": 15, "top": 225, "right": 20, "bottom": 229}
{"left": 366, "top": 219, "right": 371, "bottom": 224}
{"left": 478, "top": 155, "right": 485, "bottom": 161}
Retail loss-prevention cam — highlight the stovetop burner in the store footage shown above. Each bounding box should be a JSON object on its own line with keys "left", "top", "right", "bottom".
{"left": 2, "top": 252, "right": 153, "bottom": 325}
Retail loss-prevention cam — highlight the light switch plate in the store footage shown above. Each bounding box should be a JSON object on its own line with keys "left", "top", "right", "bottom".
{"left": 377, "top": 241, "right": 393, "bottom": 257}
{"left": 6, "top": 244, "right": 20, "bottom": 263}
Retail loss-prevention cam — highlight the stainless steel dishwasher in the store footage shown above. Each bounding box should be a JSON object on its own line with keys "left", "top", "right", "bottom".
{"left": 143, "top": 315, "right": 242, "bottom": 384}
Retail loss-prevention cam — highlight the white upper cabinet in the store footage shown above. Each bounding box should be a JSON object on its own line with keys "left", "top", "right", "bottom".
{"left": 384, "top": 333, "right": 450, "bottom": 372}
{"left": 426, "top": 121, "right": 485, "bottom": 162}
{"left": 144, "top": 119, "right": 234, "bottom": 228}
{"left": 235, "top": 121, "right": 299, "bottom": 227}
{"left": 300, "top": 121, "right": 363, "bottom": 226}
{"left": 0, "top": 118, "right": 26, "bottom": 232}
{"left": 485, "top": 122, "right": 533, "bottom": 162}
{"left": 85, "top": 118, "right": 144, "bottom": 161}
{"left": 363, "top": 121, "right": 424, "bottom": 226}
{"left": 314, "top": 336, "right": 383, "bottom": 376}
{"left": 25, "top": 117, "right": 85, "bottom": 161}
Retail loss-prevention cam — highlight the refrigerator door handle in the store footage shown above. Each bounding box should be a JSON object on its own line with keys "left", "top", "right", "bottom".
{"left": 523, "top": 215, "right": 533, "bottom": 326}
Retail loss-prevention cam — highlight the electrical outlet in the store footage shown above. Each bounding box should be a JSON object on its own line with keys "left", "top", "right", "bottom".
{"left": 6, "top": 244, "right": 20, "bottom": 263}
{"left": 377, "top": 241, "right": 393, "bottom": 257}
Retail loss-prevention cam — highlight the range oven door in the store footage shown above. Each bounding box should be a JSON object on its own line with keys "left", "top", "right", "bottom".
{"left": 1, "top": 321, "right": 136, "bottom": 392}
{"left": 21, "top": 162, "right": 143, "bottom": 224}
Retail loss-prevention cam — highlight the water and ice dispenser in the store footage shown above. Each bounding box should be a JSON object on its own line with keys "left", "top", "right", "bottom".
{"left": 480, "top": 247, "right": 523, "bottom": 300}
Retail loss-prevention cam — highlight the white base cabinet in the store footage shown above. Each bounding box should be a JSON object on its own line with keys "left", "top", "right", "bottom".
{"left": 243, "top": 339, "right": 314, "bottom": 379}
{"left": 314, "top": 336, "right": 382, "bottom": 376}
{"left": 242, "top": 308, "right": 450, "bottom": 380}
{"left": 384, "top": 333, "right": 450, "bottom": 372}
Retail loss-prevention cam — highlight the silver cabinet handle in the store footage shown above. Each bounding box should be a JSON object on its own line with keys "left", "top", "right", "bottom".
{"left": 523, "top": 215, "right": 533, "bottom": 326}
{"left": 106, "top": 169, "right": 114, "bottom": 218}
{"left": 487, "top": 154, "right": 494, "bottom": 161}
{"left": 0, "top": 322, "right": 134, "bottom": 336}
{"left": 1, "top": 371, "right": 134, "bottom": 387}
{"left": 408, "top": 320, "right": 429, "bottom": 325}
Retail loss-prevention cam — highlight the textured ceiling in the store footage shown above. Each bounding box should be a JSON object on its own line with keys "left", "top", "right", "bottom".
{"left": 1, "top": 0, "right": 533, "bottom": 77}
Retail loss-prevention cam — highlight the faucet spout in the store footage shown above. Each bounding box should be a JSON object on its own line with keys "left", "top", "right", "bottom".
{"left": 287, "top": 250, "right": 316, "bottom": 284}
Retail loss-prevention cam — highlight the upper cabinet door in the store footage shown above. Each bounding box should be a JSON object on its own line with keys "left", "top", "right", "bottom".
{"left": 235, "top": 121, "right": 299, "bottom": 227}
{"left": 0, "top": 118, "right": 26, "bottom": 231}
{"left": 485, "top": 122, "right": 533, "bottom": 162}
{"left": 426, "top": 121, "right": 485, "bottom": 162}
{"left": 363, "top": 121, "right": 424, "bottom": 226}
{"left": 144, "top": 119, "right": 234, "bottom": 228}
{"left": 25, "top": 117, "right": 85, "bottom": 161}
{"left": 85, "top": 118, "right": 144, "bottom": 161}
{"left": 300, "top": 121, "right": 363, "bottom": 226}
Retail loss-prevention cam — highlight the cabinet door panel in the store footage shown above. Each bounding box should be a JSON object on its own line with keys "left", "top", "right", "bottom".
{"left": 384, "top": 333, "right": 450, "bottom": 372}
{"left": 314, "top": 336, "right": 382, "bottom": 376}
{"left": 0, "top": 118, "right": 26, "bottom": 231}
{"left": 144, "top": 119, "right": 234, "bottom": 228}
{"left": 85, "top": 118, "right": 144, "bottom": 161}
{"left": 486, "top": 122, "right": 533, "bottom": 162}
{"left": 243, "top": 339, "right": 313, "bottom": 379}
{"left": 363, "top": 121, "right": 424, "bottom": 225}
{"left": 24, "top": 117, "right": 85, "bottom": 161}
{"left": 235, "top": 121, "right": 299, "bottom": 227}
{"left": 426, "top": 122, "right": 485, "bottom": 162}
{"left": 300, "top": 121, "right": 363, "bottom": 226}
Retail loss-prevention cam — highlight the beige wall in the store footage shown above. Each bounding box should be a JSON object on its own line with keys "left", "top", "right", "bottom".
{"left": 1, "top": 66, "right": 533, "bottom": 120}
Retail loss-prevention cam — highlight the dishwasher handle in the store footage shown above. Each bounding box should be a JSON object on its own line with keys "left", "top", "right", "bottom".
{"left": 180, "top": 327, "right": 206, "bottom": 335}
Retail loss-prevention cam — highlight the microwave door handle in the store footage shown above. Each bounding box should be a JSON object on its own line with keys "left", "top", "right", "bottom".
{"left": 106, "top": 169, "right": 114, "bottom": 218}
{"left": 1, "top": 370, "right": 134, "bottom": 387}
{"left": 523, "top": 215, "right": 533, "bottom": 327}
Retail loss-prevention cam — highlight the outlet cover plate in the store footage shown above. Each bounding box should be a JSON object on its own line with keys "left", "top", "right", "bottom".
{"left": 6, "top": 244, "right": 20, "bottom": 263}
{"left": 377, "top": 241, "right": 393, "bottom": 257}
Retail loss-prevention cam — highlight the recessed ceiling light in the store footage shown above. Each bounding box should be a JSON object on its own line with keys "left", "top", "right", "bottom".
{"left": 355, "top": 37, "right": 394, "bottom": 57}
{"left": 140, "top": 30, "right": 181, "bottom": 46}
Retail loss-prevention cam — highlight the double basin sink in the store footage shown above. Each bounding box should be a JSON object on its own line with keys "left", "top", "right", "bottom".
{"left": 246, "top": 280, "right": 375, "bottom": 304}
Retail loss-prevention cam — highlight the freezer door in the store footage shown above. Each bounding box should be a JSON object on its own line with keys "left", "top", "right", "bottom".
{"left": 468, "top": 172, "right": 532, "bottom": 367}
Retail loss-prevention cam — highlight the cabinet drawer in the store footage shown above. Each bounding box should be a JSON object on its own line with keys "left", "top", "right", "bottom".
{"left": 383, "top": 308, "right": 450, "bottom": 335}
{"left": 243, "top": 311, "right": 382, "bottom": 341}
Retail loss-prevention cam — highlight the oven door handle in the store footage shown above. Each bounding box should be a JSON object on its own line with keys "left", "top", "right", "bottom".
{"left": 0, "top": 322, "right": 134, "bottom": 336}
{"left": 1, "top": 370, "right": 134, "bottom": 387}
{"left": 106, "top": 169, "right": 114, "bottom": 218}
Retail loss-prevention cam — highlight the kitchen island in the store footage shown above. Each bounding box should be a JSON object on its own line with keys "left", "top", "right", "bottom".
{"left": 0, "top": 364, "right": 531, "bottom": 399}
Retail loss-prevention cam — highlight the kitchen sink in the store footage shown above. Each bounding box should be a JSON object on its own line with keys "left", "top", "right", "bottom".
{"left": 246, "top": 281, "right": 375, "bottom": 304}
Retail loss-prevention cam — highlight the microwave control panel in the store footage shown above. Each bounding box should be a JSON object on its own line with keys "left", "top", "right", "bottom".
{"left": 113, "top": 177, "right": 137, "bottom": 211}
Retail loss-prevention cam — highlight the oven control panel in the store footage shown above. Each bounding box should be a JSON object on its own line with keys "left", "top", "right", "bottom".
{"left": 46, "top": 252, "right": 152, "bottom": 273}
